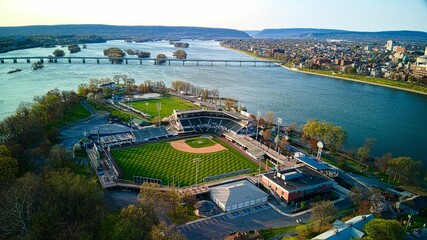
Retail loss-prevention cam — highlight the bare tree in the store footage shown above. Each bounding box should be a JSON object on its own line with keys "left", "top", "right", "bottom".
{"left": 310, "top": 200, "right": 337, "bottom": 232}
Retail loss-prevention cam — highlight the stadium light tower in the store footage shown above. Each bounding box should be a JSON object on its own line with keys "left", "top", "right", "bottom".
{"left": 193, "top": 158, "right": 201, "bottom": 187}
{"left": 256, "top": 111, "right": 261, "bottom": 141}
{"left": 316, "top": 141, "right": 324, "bottom": 161}
{"left": 145, "top": 102, "right": 149, "bottom": 115}
{"left": 156, "top": 102, "right": 161, "bottom": 126}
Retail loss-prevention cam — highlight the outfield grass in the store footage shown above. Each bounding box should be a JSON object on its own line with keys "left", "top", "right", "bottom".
{"left": 111, "top": 137, "right": 259, "bottom": 186}
{"left": 185, "top": 137, "right": 216, "bottom": 148}
{"left": 131, "top": 96, "right": 198, "bottom": 120}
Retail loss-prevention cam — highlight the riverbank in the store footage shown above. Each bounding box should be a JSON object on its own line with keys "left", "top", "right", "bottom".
{"left": 223, "top": 46, "right": 427, "bottom": 96}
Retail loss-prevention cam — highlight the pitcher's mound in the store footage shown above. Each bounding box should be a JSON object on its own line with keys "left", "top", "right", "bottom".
{"left": 170, "top": 139, "right": 226, "bottom": 153}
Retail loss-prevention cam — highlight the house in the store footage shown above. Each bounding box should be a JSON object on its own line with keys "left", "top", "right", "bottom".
{"left": 312, "top": 214, "right": 374, "bottom": 240}
{"left": 99, "top": 82, "right": 116, "bottom": 89}
{"left": 396, "top": 195, "right": 427, "bottom": 215}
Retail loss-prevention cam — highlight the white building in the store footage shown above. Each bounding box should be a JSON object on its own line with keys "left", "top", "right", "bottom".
{"left": 209, "top": 180, "right": 268, "bottom": 212}
{"left": 386, "top": 40, "right": 394, "bottom": 51}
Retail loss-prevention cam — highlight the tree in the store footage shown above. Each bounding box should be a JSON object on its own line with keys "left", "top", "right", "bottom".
{"left": 310, "top": 200, "right": 337, "bottom": 232}
{"left": 0, "top": 173, "right": 40, "bottom": 239}
{"left": 0, "top": 156, "right": 19, "bottom": 184}
{"left": 104, "top": 47, "right": 125, "bottom": 63}
{"left": 375, "top": 152, "right": 393, "bottom": 173}
{"left": 303, "top": 120, "right": 347, "bottom": 152}
{"left": 294, "top": 224, "right": 314, "bottom": 240}
{"left": 223, "top": 98, "right": 237, "bottom": 111}
{"left": 150, "top": 221, "right": 186, "bottom": 240}
{"left": 52, "top": 49, "right": 65, "bottom": 57}
{"left": 68, "top": 44, "right": 81, "bottom": 53}
{"left": 264, "top": 111, "right": 275, "bottom": 127}
{"left": 77, "top": 83, "right": 90, "bottom": 97}
{"left": 364, "top": 219, "right": 404, "bottom": 240}
{"left": 388, "top": 157, "right": 421, "bottom": 184}
{"left": 111, "top": 204, "right": 158, "bottom": 240}
{"left": 357, "top": 138, "right": 375, "bottom": 166}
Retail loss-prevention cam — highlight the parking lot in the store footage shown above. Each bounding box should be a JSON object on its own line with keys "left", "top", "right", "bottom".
{"left": 178, "top": 203, "right": 309, "bottom": 240}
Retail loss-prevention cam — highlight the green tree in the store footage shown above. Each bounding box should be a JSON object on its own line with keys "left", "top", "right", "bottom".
{"left": 294, "top": 224, "right": 314, "bottom": 240}
{"left": 0, "top": 156, "right": 19, "bottom": 183}
{"left": 310, "top": 200, "right": 337, "bottom": 232}
{"left": 357, "top": 138, "right": 375, "bottom": 166}
{"left": 364, "top": 219, "right": 404, "bottom": 240}
{"left": 112, "top": 204, "right": 158, "bottom": 240}
{"left": 0, "top": 145, "right": 12, "bottom": 157}
{"left": 303, "top": 120, "right": 347, "bottom": 152}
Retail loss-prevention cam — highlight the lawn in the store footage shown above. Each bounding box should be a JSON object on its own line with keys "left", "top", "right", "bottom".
{"left": 111, "top": 137, "right": 260, "bottom": 186}
{"left": 54, "top": 103, "right": 91, "bottom": 128}
{"left": 185, "top": 137, "right": 216, "bottom": 148}
{"left": 131, "top": 96, "right": 198, "bottom": 120}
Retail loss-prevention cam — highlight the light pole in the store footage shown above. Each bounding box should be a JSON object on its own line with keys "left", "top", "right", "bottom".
{"left": 145, "top": 102, "right": 149, "bottom": 115}
{"left": 276, "top": 117, "right": 282, "bottom": 152}
{"left": 193, "top": 158, "right": 201, "bottom": 187}
{"left": 156, "top": 102, "right": 161, "bottom": 126}
{"left": 256, "top": 111, "right": 261, "bottom": 141}
{"left": 406, "top": 214, "right": 412, "bottom": 231}
{"left": 316, "top": 141, "right": 324, "bottom": 161}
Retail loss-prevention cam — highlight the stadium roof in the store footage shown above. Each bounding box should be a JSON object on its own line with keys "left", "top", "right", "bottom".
{"left": 209, "top": 180, "right": 268, "bottom": 209}
{"left": 296, "top": 156, "right": 330, "bottom": 170}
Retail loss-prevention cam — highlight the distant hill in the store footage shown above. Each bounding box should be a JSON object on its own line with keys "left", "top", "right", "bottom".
{"left": 0, "top": 24, "right": 250, "bottom": 39}
{"left": 255, "top": 28, "right": 427, "bottom": 41}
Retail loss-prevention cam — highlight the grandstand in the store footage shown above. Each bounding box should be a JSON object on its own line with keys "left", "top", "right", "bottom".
{"left": 173, "top": 110, "right": 249, "bottom": 135}
{"left": 98, "top": 132, "right": 135, "bottom": 148}
{"left": 132, "top": 126, "right": 172, "bottom": 142}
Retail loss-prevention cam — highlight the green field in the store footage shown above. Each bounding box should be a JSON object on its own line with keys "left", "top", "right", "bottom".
{"left": 111, "top": 137, "right": 259, "bottom": 186}
{"left": 185, "top": 137, "right": 216, "bottom": 148}
{"left": 131, "top": 96, "right": 198, "bottom": 120}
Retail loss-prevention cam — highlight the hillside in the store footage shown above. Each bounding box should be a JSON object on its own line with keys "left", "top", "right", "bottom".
{"left": 0, "top": 24, "right": 250, "bottom": 39}
{"left": 255, "top": 28, "right": 427, "bottom": 41}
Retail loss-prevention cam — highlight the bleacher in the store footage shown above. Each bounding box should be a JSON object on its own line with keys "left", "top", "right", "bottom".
{"left": 133, "top": 126, "right": 171, "bottom": 142}
{"left": 174, "top": 110, "right": 248, "bottom": 135}
{"left": 99, "top": 132, "right": 135, "bottom": 148}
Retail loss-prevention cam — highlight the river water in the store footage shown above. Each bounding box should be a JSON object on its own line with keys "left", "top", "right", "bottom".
{"left": 0, "top": 40, "right": 426, "bottom": 164}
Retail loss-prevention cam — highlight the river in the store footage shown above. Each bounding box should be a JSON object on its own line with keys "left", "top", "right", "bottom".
{"left": 0, "top": 40, "right": 426, "bottom": 164}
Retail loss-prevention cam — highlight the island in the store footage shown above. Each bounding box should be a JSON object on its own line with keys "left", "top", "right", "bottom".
{"left": 68, "top": 44, "right": 81, "bottom": 53}
{"left": 32, "top": 61, "right": 44, "bottom": 70}
{"left": 173, "top": 50, "right": 187, "bottom": 59}
{"left": 53, "top": 49, "right": 65, "bottom": 57}
{"left": 103, "top": 47, "right": 125, "bottom": 63}
{"left": 155, "top": 53, "right": 167, "bottom": 64}
{"left": 174, "top": 42, "right": 189, "bottom": 48}
{"left": 7, "top": 68, "right": 22, "bottom": 74}
{"left": 124, "top": 49, "right": 151, "bottom": 58}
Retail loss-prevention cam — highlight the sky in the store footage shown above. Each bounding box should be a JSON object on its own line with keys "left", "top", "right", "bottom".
{"left": 0, "top": 0, "right": 426, "bottom": 32}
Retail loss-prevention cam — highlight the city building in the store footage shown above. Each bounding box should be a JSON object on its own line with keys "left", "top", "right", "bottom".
{"left": 261, "top": 166, "right": 334, "bottom": 202}
{"left": 386, "top": 40, "right": 394, "bottom": 51}
{"left": 394, "top": 46, "right": 407, "bottom": 54}
{"left": 311, "top": 214, "right": 374, "bottom": 240}
{"left": 209, "top": 180, "right": 268, "bottom": 212}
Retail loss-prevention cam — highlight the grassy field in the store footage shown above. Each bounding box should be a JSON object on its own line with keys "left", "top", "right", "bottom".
{"left": 53, "top": 103, "right": 91, "bottom": 128}
{"left": 131, "top": 96, "right": 198, "bottom": 120}
{"left": 111, "top": 137, "right": 259, "bottom": 186}
{"left": 185, "top": 137, "right": 216, "bottom": 148}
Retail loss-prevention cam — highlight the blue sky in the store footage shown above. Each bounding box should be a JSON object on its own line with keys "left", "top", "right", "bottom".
{"left": 0, "top": 0, "right": 426, "bottom": 31}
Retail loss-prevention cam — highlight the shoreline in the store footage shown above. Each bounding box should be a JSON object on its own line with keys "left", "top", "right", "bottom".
{"left": 222, "top": 46, "right": 427, "bottom": 96}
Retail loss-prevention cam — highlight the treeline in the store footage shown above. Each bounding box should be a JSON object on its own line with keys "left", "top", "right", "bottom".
{"left": 173, "top": 50, "right": 187, "bottom": 59}
{"left": 0, "top": 34, "right": 105, "bottom": 53}
{"left": 103, "top": 47, "right": 125, "bottom": 63}
{"left": 171, "top": 80, "right": 219, "bottom": 101}
{"left": 77, "top": 75, "right": 167, "bottom": 99}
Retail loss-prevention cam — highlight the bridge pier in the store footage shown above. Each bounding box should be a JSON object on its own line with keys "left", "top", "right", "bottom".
{"left": 211, "top": 61, "right": 213, "bottom": 66}
{"left": 54, "top": 58, "right": 57, "bottom": 63}
{"left": 0, "top": 59, "right": 3, "bottom": 64}
{"left": 125, "top": 59, "right": 128, "bottom": 64}
{"left": 82, "top": 59, "right": 85, "bottom": 64}
{"left": 240, "top": 61, "right": 242, "bottom": 67}
{"left": 268, "top": 62, "right": 271, "bottom": 67}
{"left": 253, "top": 62, "right": 256, "bottom": 67}
{"left": 27, "top": 59, "right": 30, "bottom": 63}
{"left": 196, "top": 61, "right": 199, "bottom": 66}
{"left": 39, "top": 59, "right": 44, "bottom": 63}
{"left": 168, "top": 60, "right": 171, "bottom": 65}
{"left": 13, "top": 59, "right": 17, "bottom": 63}
{"left": 154, "top": 60, "right": 157, "bottom": 65}
{"left": 182, "top": 60, "right": 185, "bottom": 66}
{"left": 68, "top": 58, "right": 71, "bottom": 63}
{"left": 97, "top": 59, "right": 100, "bottom": 64}
{"left": 225, "top": 61, "right": 228, "bottom": 66}
{"left": 139, "top": 59, "right": 142, "bottom": 65}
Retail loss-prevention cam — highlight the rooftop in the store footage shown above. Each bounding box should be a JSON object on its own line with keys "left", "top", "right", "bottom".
{"left": 312, "top": 214, "right": 374, "bottom": 240}
{"left": 296, "top": 156, "right": 330, "bottom": 171}
{"left": 209, "top": 180, "right": 268, "bottom": 208}
{"left": 264, "top": 166, "right": 332, "bottom": 192}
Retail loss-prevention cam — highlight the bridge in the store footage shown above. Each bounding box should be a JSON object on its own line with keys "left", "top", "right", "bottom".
{"left": 0, "top": 56, "right": 284, "bottom": 67}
